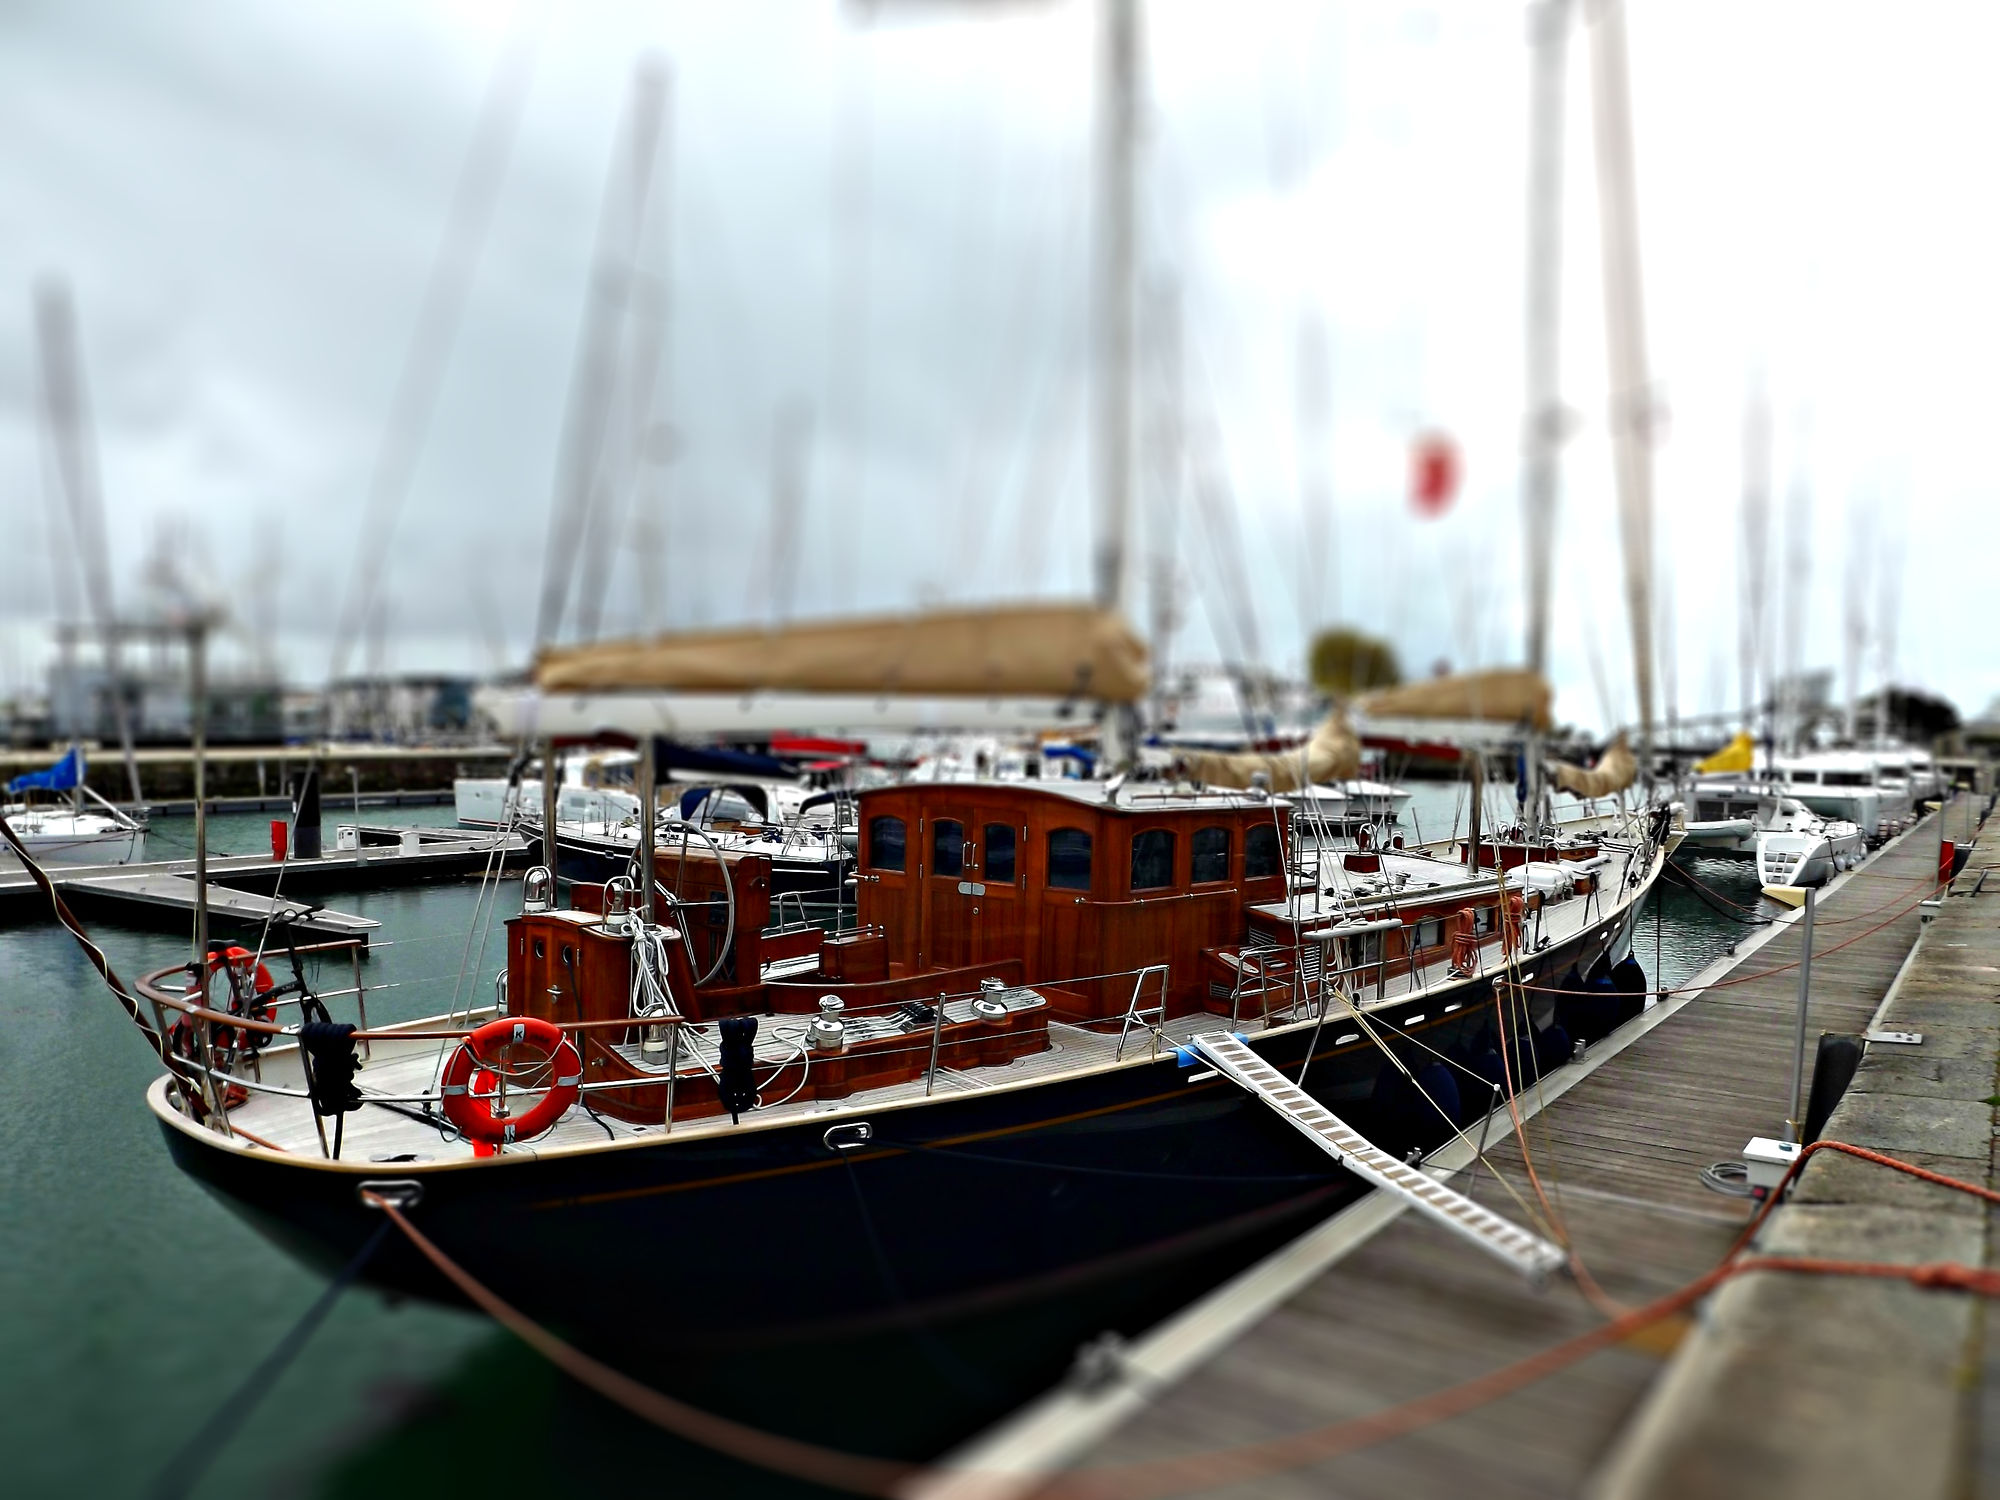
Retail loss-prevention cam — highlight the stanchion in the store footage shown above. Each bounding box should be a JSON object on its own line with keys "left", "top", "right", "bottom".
{"left": 1784, "top": 886, "right": 1817, "bottom": 1143}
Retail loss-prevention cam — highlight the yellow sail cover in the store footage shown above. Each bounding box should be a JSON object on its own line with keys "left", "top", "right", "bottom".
{"left": 1355, "top": 669, "right": 1553, "bottom": 732}
{"left": 1694, "top": 731, "right": 1756, "bottom": 775}
{"left": 1176, "top": 712, "right": 1362, "bottom": 793}
{"left": 533, "top": 604, "right": 1150, "bottom": 704}
{"left": 1550, "top": 731, "right": 1637, "bottom": 798}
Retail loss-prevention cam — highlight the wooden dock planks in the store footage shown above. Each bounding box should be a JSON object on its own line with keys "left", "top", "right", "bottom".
{"left": 1050, "top": 807, "right": 1960, "bottom": 1497}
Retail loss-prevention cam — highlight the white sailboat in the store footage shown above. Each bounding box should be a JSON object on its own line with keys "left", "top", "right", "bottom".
{"left": 0, "top": 747, "right": 146, "bottom": 869}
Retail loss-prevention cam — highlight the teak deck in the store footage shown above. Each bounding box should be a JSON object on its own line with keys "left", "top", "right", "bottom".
{"left": 988, "top": 803, "right": 1959, "bottom": 1498}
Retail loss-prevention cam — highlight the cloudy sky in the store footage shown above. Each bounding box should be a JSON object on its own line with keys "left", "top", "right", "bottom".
{"left": 2, "top": 0, "right": 1995, "bottom": 731}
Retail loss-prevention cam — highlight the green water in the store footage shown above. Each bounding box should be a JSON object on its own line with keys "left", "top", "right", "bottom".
{"left": 0, "top": 801, "right": 1766, "bottom": 1496}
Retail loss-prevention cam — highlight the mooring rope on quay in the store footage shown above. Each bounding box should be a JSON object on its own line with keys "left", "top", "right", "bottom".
{"left": 147, "top": 1119, "right": 2000, "bottom": 1500}
{"left": 345, "top": 1142, "right": 2000, "bottom": 1500}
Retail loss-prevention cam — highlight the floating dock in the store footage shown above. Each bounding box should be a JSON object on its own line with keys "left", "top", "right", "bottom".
{"left": 922, "top": 797, "right": 1986, "bottom": 1499}
{"left": 0, "top": 825, "right": 531, "bottom": 947}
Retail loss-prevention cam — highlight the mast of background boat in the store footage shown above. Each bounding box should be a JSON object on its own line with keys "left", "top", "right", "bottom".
{"left": 188, "top": 615, "right": 210, "bottom": 983}
{"left": 34, "top": 280, "right": 145, "bottom": 809}
{"left": 541, "top": 748, "right": 558, "bottom": 872}
{"left": 1587, "top": 0, "right": 1658, "bottom": 796}
{"left": 1740, "top": 382, "right": 1773, "bottom": 780}
{"left": 1467, "top": 746, "right": 1483, "bottom": 877}
{"left": 1094, "top": 0, "right": 1139, "bottom": 766}
{"left": 638, "top": 736, "right": 656, "bottom": 910}
{"left": 1521, "top": 0, "right": 1568, "bottom": 838}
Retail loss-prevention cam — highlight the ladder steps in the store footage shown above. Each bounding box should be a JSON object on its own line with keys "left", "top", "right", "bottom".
{"left": 1191, "top": 1032, "right": 1566, "bottom": 1283}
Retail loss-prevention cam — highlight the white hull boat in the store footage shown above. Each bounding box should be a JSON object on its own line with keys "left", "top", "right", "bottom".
{"left": 1755, "top": 796, "right": 1865, "bottom": 893}
{"left": 0, "top": 803, "right": 146, "bottom": 867}
{"left": 1, "top": 747, "right": 146, "bottom": 868}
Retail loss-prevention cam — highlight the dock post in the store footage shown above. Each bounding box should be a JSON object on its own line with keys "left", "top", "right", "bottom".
{"left": 1784, "top": 885, "right": 1817, "bottom": 1143}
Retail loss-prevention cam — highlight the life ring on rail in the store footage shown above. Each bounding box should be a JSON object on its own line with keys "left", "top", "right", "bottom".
{"left": 440, "top": 1016, "right": 583, "bottom": 1147}
{"left": 209, "top": 945, "right": 276, "bottom": 1049}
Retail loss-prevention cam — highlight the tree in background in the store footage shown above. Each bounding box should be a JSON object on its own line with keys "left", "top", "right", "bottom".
{"left": 1309, "top": 627, "right": 1402, "bottom": 699}
{"left": 1855, "top": 686, "right": 1961, "bottom": 743}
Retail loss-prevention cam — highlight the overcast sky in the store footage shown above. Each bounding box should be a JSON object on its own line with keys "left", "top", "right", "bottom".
{"left": 3, "top": 0, "right": 1995, "bottom": 731}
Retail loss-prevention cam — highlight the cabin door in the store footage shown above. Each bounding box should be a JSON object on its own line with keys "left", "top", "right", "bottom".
{"left": 921, "top": 806, "right": 1025, "bottom": 970}
{"left": 923, "top": 809, "right": 977, "bottom": 969}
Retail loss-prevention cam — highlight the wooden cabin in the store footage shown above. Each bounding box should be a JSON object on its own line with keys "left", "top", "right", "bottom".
{"left": 853, "top": 781, "right": 1291, "bottom": 1020}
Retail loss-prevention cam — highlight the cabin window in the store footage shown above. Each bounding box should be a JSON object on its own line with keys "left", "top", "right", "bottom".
{"left": 1414, "top": 917, "right": 1444, "bottom": 950}
{"left": 1345, "top": 932, "right": 1383, "bottom": 970}
{"left": 1245, "top": 823, "right": 1281, "bottom": 879}
{"left": 1191, "top": 826, "right": 1231, "bottom": 883}
{"left": 933, "top": 819, "right": 965, "bottom": 878}
{"left": 1791, "top": 771, "right": 1819, "bottom": 784}
{"left": 1048, "top": 828, "right": 1093, "bottom": 890}
{"left": 1473, "top": 905, "right": 1495, "bottom": 936}
{"left": 983, "top": 823, "right": 1017, "bottom": 883}
{"left": 868, "top": 816, "right": 906, "bottom": 872}
{"left": 1131, "top": 829, "right": 1176, "bottom": 891}
{"left": 532, "top": 937, "right": 545, "bottom": 960}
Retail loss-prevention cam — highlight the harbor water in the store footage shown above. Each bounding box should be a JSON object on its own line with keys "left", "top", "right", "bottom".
{"left": 1, "top": 795, "right": 1768, "bottom": 1496}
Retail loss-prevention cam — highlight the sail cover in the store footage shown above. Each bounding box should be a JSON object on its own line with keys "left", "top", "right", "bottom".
{"left": 1354, "top": 669, "right": 1553, "bottom": 731}
{"left": 1177, "top": 712, "right": 1362, "bottom": 792}
{"left": 1694, "top": 731, "right": 1755, "bottom": 775}
{"left": 7, "top": 746, "right": 84, "bottom": 795}
{"left": 534, "top": 604, "right": 1149, "bottom": 705}
{"left": 1550, "top": 731, "right": 1637, "bottom": 798}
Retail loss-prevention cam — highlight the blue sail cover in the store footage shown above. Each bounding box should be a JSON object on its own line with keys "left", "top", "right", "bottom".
{"left": 8, "top": 746, "right": 84, "bottom": 795}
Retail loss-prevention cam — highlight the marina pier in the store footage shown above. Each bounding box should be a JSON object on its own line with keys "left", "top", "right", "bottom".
{"left": 926, "top": 796, "right": 1995, "bottom": 1498}
{"left": 0, "top": 824, "right": 531, "bottom": 947}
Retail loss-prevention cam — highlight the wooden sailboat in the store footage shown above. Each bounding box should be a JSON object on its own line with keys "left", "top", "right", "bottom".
{"left": 67, "top": 607, "right": 1671, "bottom": 1456}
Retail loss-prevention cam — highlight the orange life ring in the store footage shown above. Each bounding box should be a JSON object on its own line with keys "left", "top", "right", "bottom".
{"left": 209, "top": 945, "right": 275, "bottom": 998}
{"left": 440, "top": 1016, "right": 583, "bottom": 1147}
{"left": 198, "top": 945, "right": 277, "bottom": 1058}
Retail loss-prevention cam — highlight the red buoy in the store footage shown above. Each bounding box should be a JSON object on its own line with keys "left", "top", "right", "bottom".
{"left": 1410, "top": 432, "right": 1460, "bottom": 517}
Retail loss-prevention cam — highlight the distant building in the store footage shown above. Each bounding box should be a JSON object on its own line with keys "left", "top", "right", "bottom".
{"left": 324, "top": 674, "right": 480, "bottom": 743}
{"left": 47, "top": 657, "right": 282, "bottom": 745}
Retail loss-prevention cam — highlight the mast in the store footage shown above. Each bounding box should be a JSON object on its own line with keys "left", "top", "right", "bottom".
{"left": 1092, "top": 0, "right": 1141, "bottom": 765}
{"left": 535, "top": 62, "right": 669, "bottom": 650}
{"left": 1092, "top": 0, "right": 1138, "bottom": 618}
{"left": 574, "top": 59, "right": 672, "bottom": 644}
{"left": 1740, "top": 383, "right": 1771, "bottom": 760}
{"left": 1143, "top": 277, "right": 1183, "bottom": 731}
{"left": 1587, "top": 0, "right": 1657, "bottom": 787}
{"left": 34, "top": 280, "right": 144, "bottom": 808}
{"left": 1522, "top": 0, "right": 1568, "bottom": 683}
{"left": 189, "top": 617, "right": 210, "bottom": 978}
{"left": 1521, "top": 0, "right": 1569, "bottom": 832}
